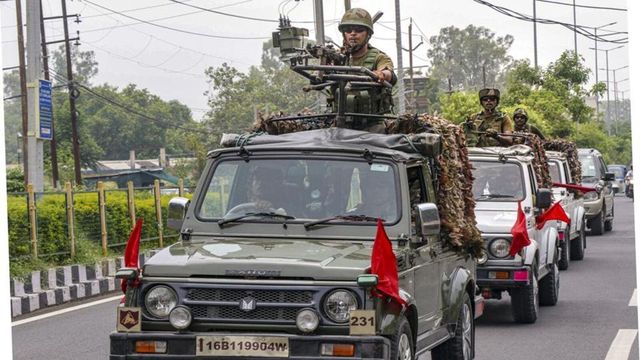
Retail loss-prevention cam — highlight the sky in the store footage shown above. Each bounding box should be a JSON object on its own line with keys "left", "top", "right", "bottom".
{"left": 0, "top": 0, "right": 631, "bottom": 121}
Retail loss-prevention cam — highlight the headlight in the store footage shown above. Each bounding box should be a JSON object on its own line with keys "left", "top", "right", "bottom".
{"left": 476, "top": 249, "right": 488, "bottom": 265}
{"left": 583, "top": 191, "right": 599, "bottom": 200}
{"left": 169, "top": 306, "right": 192, "bottom": 330}
{"left": 296, "top": 308, "right": 319, "bottom": 333}
{"left": 323, "top": 290, "right": 358, "bottom": 323}
{"left": 145, "top": 285, "right": 178, "bottom": 318}
{"left": 488, "top": 238, "right": 511, "bottom": 258}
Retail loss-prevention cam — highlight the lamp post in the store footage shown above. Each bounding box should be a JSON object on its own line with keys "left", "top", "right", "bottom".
{"left": 590, "top": 22, "right": 617, "bottom": 116}
{"left": 600, "top": 65, "right": 629, "bottom": 134}
{"left": 589, "top": 45, "right": 624, "bottom": 125}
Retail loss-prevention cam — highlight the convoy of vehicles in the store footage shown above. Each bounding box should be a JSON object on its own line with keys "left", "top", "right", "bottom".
{"left": 578, "top": 148, "right": 616, "bottom": 235}
{"left": 607, "top": 164, "right": 628, "bottom": 195}
{"left": 546, "top": 151, "right": 587, "bottom": 270}
{"left": 468, "top": 146, "right": 560, "bottom": 324}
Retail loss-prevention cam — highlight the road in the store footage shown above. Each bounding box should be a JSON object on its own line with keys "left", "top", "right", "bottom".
{"left": 11, "top": 196, "right": 639, "bottom": 359}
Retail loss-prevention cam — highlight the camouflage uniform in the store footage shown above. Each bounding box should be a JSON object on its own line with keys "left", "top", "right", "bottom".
{"left": 463, "top": 88, "right": 513, "bottom": 147}
{"left": 513, "top": 108, "right": 545, "bottom": 141}
{"left": 336, "top": 8, "right": 397, "bottom": 133}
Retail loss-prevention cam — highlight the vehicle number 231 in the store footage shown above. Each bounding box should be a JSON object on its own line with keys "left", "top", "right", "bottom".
{"left": 349, "top": 310, "right": 376, "bottom": 335}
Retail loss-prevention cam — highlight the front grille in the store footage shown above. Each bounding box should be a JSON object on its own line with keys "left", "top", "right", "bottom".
{"left": 191, "top": 305, "right": 299, "bottom": 321}
{"left": 187, "top": 288, "right": 313, "bottom": 303}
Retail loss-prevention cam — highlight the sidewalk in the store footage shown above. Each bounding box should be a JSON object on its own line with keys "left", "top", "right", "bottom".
{"left": 10, "top": 251, "right": 157, "bottom": 318}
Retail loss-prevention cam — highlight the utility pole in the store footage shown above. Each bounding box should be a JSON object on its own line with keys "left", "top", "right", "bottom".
{"left": 312, "top": 0, "right": 325, "bottom": 112}
{"left": 343, "top": 0, "right": 350, "bottom": 11}
{"left": 408, "top": 18, "right": 414, "bottom": 112}
{"left": 532, "top": 0, "right": 538, "bottom": 68}
{"left": 590, "top": 45, "right": 624, "bottom": 126}
{"left": 40, "top": 0, "right": 59, "bottom": 188}
{"left": 591, "top": 22, "right": 616, "bottom": 118}
{"left": 26, "top": 0, "right": 45, "bottom": 191}
{"left": 572, "top": 0, "right": 577, "bottom": 56}
{"left": 394, "top": 0, "right": 405, "bottom": 113}
{"left": 15, "top": 0, "right": 29, "bottom": 185}
{"left": 61, "top": 0, "right": 82, "bottom": 185}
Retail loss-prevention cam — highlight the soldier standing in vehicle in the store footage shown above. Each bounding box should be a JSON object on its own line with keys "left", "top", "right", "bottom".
{"left": 463, "top": 88, "right": 513, "bottom": 147}
{"left": 337, "top": 8, "right": 397, "bottom": 133}
{"left": 513, "top": 108, "right": 545, "bottom": 141}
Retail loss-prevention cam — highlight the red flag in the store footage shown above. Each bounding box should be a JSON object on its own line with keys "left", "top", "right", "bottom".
{"left": 535, "top": 201, "right": 570, "bottom": 230}
{"left": 509, "top": 201, "right": 531, "bottom": 256}
{"left": 552, "top": 182, "right": 597, "bottom": 194}
{"left": 121, "top": 218, "right": 143, "bottom": 292}
{"left": 370, "top": 219, "right": 406, "bottom": 306}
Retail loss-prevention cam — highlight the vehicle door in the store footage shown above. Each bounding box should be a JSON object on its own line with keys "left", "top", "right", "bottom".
{"left": 598, "top": 156, "right": 615, "bottom": 216}
{"left": 406, "top": 165, "right": 442, "bottom": 340}
{"left": 526, "top": 163, "right": 548, "bottom": 272}
{"left": 561, "top": 160, "right": 580, "bottom": 235}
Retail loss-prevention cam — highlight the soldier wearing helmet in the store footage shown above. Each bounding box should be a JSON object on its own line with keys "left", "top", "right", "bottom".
{"left": 463, "top": 88, "right": 513, "bottom": 147}
{"left": 513, "top": 108, "right": 545, "bottom": 141}
{"left": 337, "top": 8, "right": 397, "bottom": 133}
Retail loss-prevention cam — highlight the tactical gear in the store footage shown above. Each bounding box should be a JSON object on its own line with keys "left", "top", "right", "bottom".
{"left": 464, "top": 110, "right": 513, "bottom": 147}
{"left": 339, "top": 8, "right": 374, "bottom": 34}
{"left": 479, "top": 88, "right": 501, "bottom": 105}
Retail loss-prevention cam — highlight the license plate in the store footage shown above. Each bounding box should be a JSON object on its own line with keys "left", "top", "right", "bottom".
{"left": 196, "top": 336, "right": 289, "bottom": 357}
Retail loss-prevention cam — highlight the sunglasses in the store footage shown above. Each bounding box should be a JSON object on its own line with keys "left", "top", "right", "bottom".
{"left": 481, "top": 97, "right": 497, "bottom": 102}
{"left": 514, "top": 115, "right": 526, "bottom": 120}
{"left": 342, "top": 25, "right": 368, "bottom": 34}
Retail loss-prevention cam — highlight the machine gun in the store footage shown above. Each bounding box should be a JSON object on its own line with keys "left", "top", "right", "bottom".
{"left": 271, "top": 14, "right": 396, "bottom": 129}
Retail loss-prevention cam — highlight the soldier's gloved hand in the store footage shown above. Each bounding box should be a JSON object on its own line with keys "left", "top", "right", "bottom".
{"left": 464, "top": 118, "right": 476, "bottom": 130}
{"left": 372, "top": 69, "right": 386, "bottom": 83}
{"left": 485, "top": 129, "right": 499, "bottom": 138}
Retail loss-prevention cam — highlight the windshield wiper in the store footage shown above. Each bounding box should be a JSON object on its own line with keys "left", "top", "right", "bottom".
{"left": 304, "top": 214, "right": 380, "bottom": 230}
{"left": 476, "top": 194, "right": 516, "bottom": 200}
{"left": 218, "top": 212, "right": 296, "bottom": 227}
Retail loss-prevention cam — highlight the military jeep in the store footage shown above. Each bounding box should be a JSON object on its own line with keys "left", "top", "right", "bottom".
{"left": 109, "top": 128, "right": 482, "bottom": 360}
{"left": 546, "top": 151, "right": 587, "bottom": 269}
{"left": 468, "top": 146, "right": 560, "bottom": 324}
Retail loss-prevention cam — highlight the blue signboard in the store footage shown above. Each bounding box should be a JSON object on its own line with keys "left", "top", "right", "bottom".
{"left": 37, "top": 79, "right": 53, "bottom": 140}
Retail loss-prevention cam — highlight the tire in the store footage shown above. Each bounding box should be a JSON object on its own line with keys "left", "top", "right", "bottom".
{"left": 590, "top": 207, "right": 605, "bottom": 235}
{"left": 558, "top": 230, "right": 570, "bottom": 270}
{"left": 510, "top": 261, "right": 538, "bottom": 324}
{"left": 604, "top": 204, "right": 614, "bottom": 231}
{"left": 388, "top": 317, "right": 414, "bottom": 360}
{"left": 570, "top": 219, "right": 585, "bottom": 260}
{"left": 431, "top": 293, "right": 474, "bottom": 360}
{"left": 539, "top": 251, "right": 560, "bottom": 306}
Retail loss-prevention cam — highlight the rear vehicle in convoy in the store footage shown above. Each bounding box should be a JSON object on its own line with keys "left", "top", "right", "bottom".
{"left": 469, "top": 146, "right": 560, "bottom": 324}
{"left": 578, "top": 148, "right": 615, "bottom": 235}
{"left": 110, "top": 128, "right": 482, "bottom": 360}
{"left": 546, "top": 151, "right": 587, "bottom": 270}
{"left": 607, "top": 164, "right": 627, "bottom": 195}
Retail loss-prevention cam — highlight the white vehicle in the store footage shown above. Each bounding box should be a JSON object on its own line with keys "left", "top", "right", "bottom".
{"left": 469, "top": 145, "right": 560, "bottom": 324}
{"left": 547, "top": 151, "right": 587, "bottom": 270}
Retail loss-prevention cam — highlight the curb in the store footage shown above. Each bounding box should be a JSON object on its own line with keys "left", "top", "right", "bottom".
{"left": 10, "top": 250, "right": 159, "bottom": 318}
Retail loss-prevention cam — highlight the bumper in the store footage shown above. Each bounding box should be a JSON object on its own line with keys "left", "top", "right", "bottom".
{"left": 476, "top": 265, "right": 531, "bottom": 289}
{"left": 110, "top": 331, "right": 390, "bottom": 359}
{"left": 583, "top": 198, "right": 603, "bottom": 219}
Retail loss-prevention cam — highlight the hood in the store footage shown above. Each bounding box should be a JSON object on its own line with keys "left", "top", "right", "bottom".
{"left": 474, "top": 209, "right": 518, "bottom": 234}
{"left": 143, "top": 237, "right": 374, "bottom": 280}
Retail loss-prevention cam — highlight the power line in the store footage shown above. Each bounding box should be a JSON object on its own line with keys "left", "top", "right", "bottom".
{"left": 82, "top": 0, "right": 270, "bottom": 40}
{"left": 536, "top": 0, "right": 627, "bottom": 12}
{"left": 168, "top": 0, "right": 278, "bottom": 23}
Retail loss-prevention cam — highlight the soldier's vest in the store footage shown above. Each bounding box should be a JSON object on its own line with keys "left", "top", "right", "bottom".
{"left": 474, "top": 111, "right": 508, "bottom": 146}
{"left": 332, "top": 47, "right": 394, "bottom": 130}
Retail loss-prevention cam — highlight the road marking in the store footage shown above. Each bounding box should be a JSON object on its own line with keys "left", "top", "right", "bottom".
{"left": 11, "top": 295, "right": 122, "bottom": 327}
{"left": 604, "top": 329, "right": 638, "bottom": 360}
{"left": 629, "top": 289, "right": 637, "bottom": 307}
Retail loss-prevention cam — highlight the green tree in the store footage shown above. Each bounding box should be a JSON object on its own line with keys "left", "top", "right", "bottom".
{"left": 427, "top": 25, "right": 514, "bottom": 91}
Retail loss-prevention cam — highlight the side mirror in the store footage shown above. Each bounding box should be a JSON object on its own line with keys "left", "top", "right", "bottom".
{"left": 167, "top": 197, "right": 190, "bottom": 231}
{"left": 414, "top": 203, "right": 440, "bottom": 241}
{"left": 604, "top": 172, "right": 615, "bottom": 181}
{"left": 536, "top": 188, "right": 552, "bottom": 209}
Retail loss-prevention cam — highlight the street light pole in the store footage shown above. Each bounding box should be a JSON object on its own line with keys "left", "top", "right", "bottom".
{"left": 533, "top": 0, "right": 538, "bottom": 68}
{"left": 590, "top": 45, "right": 624, "bottom": 126}
{"left": 591, "top": 22, "right": 616, "bottom": 118}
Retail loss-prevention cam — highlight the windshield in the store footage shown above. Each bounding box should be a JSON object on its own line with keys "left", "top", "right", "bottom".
{"left": 608, "top": 166, "right": 625, "bottom": 179}
{"left": 197, "top": 158, "right": 400, "bottom": 223}
{"left": 548, "top": 161, "right": 561, "bottom": 183}
{"left": 579, "top": 155, "right": 599, "bottom": 178}
{"left": 471, "top": 160, "right": 525, "bottom": 201}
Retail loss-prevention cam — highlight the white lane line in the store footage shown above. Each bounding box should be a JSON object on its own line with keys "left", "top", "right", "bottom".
{"left": 11, "top": 295, "right": 123, "bottom": 327}
{"left": 604, "top": 329, "right": 638, "bottom": 360}
{"left": 629, "top": 289, "right": 637, "bottom": 307}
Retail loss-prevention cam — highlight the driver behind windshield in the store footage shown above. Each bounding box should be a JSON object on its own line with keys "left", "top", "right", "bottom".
{"left": 348, "top": 165, "right": 398, "bottom": 221}
{"left": 247, "top": 166, "right": 287, "bottom": 214}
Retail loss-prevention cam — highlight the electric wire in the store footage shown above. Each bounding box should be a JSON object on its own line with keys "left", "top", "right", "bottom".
{"left": 535, "top": 0, "right": 627, "bottom": 12}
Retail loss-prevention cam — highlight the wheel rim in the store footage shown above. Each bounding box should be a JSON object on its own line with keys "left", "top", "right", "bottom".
{"left": 397, "top": 332, "right": 412, "bottom": 360}
{"left": 533, "top": 267, "right": 539, "bottom": 314}
{"left": 461, "top": 303, "right": 473, "bottom": 360}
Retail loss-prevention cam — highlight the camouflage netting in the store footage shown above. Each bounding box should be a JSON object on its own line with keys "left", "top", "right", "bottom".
{"left": 249, "top": 112, "right": 484, "bottom": 257}
{"left": 385, "top": 114, "right": 484, "bottom": 257}
{"left": 543, "top": 139, "right": 582, "bottom": 185}
{"left": 515, "top": 132, "right": 553, "bottom": 189}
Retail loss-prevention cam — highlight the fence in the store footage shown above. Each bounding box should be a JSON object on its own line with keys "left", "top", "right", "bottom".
{"left": 7, "top": 179, "right": 194, "bottom": 263}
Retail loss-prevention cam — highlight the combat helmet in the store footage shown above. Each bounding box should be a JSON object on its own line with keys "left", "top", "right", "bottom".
{"left": 338, "top": 8, "right": 374, "bottom": 34}
{"left": 478, "top": 88, "right": 501, "bottom": 105}
{"left": 513, "top": 108, "right": 528, "bottom": 121}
